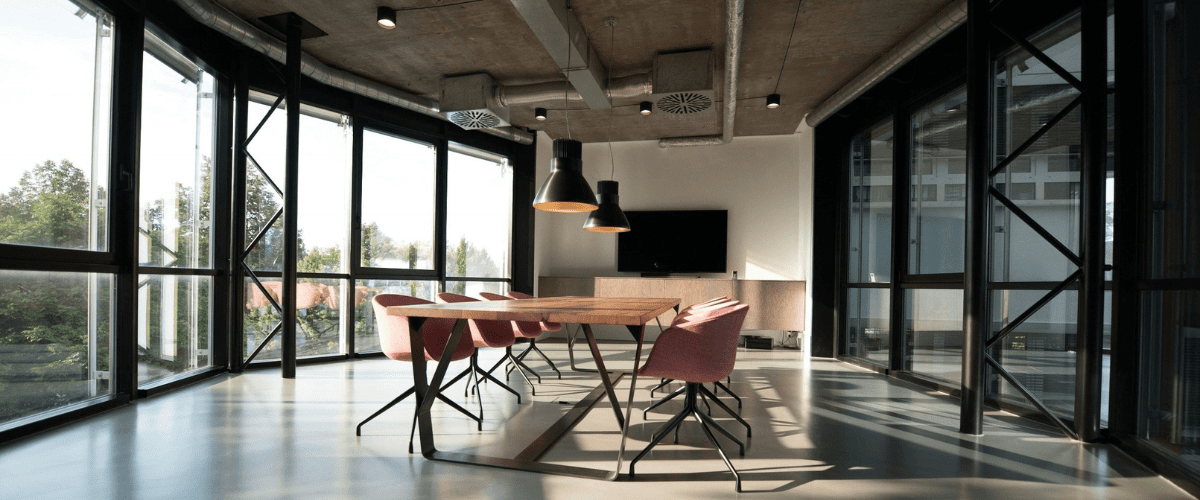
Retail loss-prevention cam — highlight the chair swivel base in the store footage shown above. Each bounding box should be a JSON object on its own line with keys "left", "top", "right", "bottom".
{"left": 630, "top": 382, "right": 744, "bottom": 492}
{"left": 356, "top": 382, "right": 483, "bottom": 454}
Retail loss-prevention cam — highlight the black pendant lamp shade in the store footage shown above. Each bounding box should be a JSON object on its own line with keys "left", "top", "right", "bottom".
{"left": 583, "top": 180, "right": 631, "bottom": 233}
{"left": 533, "top": 139, "right": 598, "bottom": 213}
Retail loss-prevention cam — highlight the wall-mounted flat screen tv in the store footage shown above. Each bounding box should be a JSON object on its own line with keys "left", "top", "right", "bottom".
{"left": 617, "top": 210, "right": 727, "bottom": 275}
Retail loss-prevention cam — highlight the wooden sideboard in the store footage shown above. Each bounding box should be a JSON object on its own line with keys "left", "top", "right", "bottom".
{"left": 538, "top": 276, "right": 805, "bottom": 332}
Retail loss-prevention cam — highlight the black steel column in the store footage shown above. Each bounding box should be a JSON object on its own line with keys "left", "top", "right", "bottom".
{"left": 282, "top": 15, "right": 302, "bottom": 378}
{"left": 1074, "top": 0, "right": 1107, "bottom": 442}
{"left": 891, "top": 107, "right": 912, "bottom": 373}
{"left": 961, "top": 0, "right": 992, "bottom": 435}
{"left": 112, "top": 6, "right": 145, "bottom": 398}
{"left": 212, "top": 71, "right": 234, "bottom": 371}
{"left": 230, "top": 55, "right": 249, "bottom": 373}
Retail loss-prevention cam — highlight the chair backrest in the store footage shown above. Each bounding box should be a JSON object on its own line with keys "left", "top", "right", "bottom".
{"left": 507, "top": 291, "right": 533, "bottom": 300}
{"left": 672, "top": 298, "right": 739, "bottom": 327}
{"left": 436, "top": 292, "right": 516, "bottom": 348}
{"left": 478, "top": 292, "right": 542, "bottom": 338}
{"left": 647, "top": 303, "right": 750, "bottom": 383}
{"left": 372, "top": 294, "right": 475, "bottom": 363}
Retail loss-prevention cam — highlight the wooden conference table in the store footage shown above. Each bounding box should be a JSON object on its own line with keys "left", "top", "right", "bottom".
{"left": 389, "top": 296, "right": 680, "bottom": 480}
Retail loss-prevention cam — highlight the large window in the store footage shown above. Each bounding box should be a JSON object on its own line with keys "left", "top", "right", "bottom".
{"left": 0, "top": 1, "right": 116, "bottom": 431}
{"left": 360, "top": 130, "right": 436, "bottom": 271}
{"left": 444, "top": 143, "right": 513, "bottom": 296}
{"left": 0, "top": 1, "right": 113, "bottom": 252}
{"left": 241, "top": 96, "right": 351, "bottom": 361}
{"left": 1140, "top": 0, "right": 1200, "bottom": 478}
{"left": 137, "top": 27, "right": 216, "bottom": 386}
{"left": 844, "top": 120, "right": 894, "bottom": 366}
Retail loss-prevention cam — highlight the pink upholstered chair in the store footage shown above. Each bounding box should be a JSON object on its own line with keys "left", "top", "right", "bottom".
{"left": 646, "top": 298, "right": 743, "bottom": 411}
{"left": 506, "top": 291, "right": 563, "bottom": 379}
{"left": 629, "top": 303, "right": 751, "bottom": 492}
{"left": 356, "top": 294, "right": 481, "bottom": 453}
{"left": 479, "top": 292, "right": 545, "bottom": 390}
{"left": 437, "top": 292, "right": 524, "bottom": 404}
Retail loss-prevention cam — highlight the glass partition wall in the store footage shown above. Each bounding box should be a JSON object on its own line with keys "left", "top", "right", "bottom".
{"left": 838, "top": 5, "right": 1114, "bottom": 424}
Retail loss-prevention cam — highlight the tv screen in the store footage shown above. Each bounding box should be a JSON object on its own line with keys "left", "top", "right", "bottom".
{"left": 617, "top": 210, "right": 727, "bottom": 274}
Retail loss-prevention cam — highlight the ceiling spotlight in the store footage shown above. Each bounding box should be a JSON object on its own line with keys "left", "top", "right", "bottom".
{"left": 535, "top": 107, "right": 547, "bottom": 121}
{"left": 639, "top": 101, "right": 652, "bottom": 115}
{"left": 377, "top": 6, "right": 396, "bottom": 29}
{"left": 766, "top": 93, "right": 781, "bottom": 109}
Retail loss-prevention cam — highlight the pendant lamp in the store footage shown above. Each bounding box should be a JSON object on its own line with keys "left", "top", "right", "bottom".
{"left": 532, "top": 139, "right": 597, "bottom": 213}
{"left": 583, "top": 180, "right": 631, "bottom": 232}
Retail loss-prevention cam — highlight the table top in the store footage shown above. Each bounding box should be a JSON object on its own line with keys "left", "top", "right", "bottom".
{"left": 388, "top": 296, "right": 680, "bottom": 326}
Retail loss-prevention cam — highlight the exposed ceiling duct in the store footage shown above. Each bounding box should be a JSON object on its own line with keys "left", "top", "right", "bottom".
{"left": 169, "top": 0, "right": 534, "bottom": 145}
{"left": 805, "top": 0, "right": 968, "bottom": 128}
{"left": 658, "top": 0, "right": 743, "bottom": 148}
{"left": 493, "top": 73, "right": 653, "bottom": 107}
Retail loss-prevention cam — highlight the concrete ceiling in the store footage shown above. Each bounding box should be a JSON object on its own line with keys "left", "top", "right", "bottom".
{"left": 218, "top": 0, "right": 951, "bottom": 144}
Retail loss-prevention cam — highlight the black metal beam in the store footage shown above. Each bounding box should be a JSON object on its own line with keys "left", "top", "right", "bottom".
{"left": 230, "top": 54, "right": 249, "bottom": 373}
{"left": 890, "top": 106, "right": 911, "bottom": 372}
{"left": 1107, "top": 0, "right": 1145, "bottom": 439}
{"left": 281, "top": 14, "right": 302, "bottom": 378}
{"left": 1074, "top": 0, "right": 1107, "bottom": 443}
{"left": 111, "top": 3, "right": 145, "bottom": 400}
{"left": 960, "top": 0, "right": 992, "bottom": 436}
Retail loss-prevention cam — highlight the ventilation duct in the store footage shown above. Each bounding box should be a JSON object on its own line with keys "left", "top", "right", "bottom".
{"left": 169, "top": 0, "right": 533, "bottom": 145}
{"left": 658, "top": 0, "right": 743, "bottom": 148}
{"left": 441, "top": 73, "right": 510, "bottom": 130}
{"left": 805, "top": 0, "right": 969, "bottom": 127}
{"left": 494, "top": 73, "right": 653, "bottom": 107}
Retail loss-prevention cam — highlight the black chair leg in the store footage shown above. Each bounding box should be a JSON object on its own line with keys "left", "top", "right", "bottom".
{"left": 713, "top": 380, "right": 742, "bottom": 410}
{"left": 486, "top": 348, "right": 537, "bottom": 395}
{"left": 649, "top": 378, "right": 673, "bottom": 396}
{"left": 528, "top": 340, "right": 561, "bottom": 379}
{"left": 357, "top": 387, "right": 415, "bottom": 436}
{"left": 693, "top": 410, "right": 742, "bottom": 492}
{"left": 698, "top": 385, "right": 751, "bottom": 437}
{"left": 643, "top": 385, "right": 686, "bottom": 419}
{"left": 696, "top": 407, "right": 745, "bottom": 455}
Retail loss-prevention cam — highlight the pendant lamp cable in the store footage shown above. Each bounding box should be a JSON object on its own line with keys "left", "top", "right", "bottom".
{"left": 606, "top": 18, "right": 616, "bottom": 180}
{"left": 564, "top": 3, "right": 572, "bottom": 141}
{"left": 774, "top": 0, "right": 804, "bottom": 95}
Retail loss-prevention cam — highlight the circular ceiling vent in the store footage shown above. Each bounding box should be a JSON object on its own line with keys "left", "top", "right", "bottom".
{"left": 656, "top": 93, "right": 713, "bottom": 114}
{"left": 450, "top": 110, "right": 501, "bottom": 129}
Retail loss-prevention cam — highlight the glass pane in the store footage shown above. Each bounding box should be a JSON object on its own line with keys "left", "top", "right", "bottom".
{"left": 360, "top": 130, "right": 436, "bottom": 270}
{"left": 1147, "top": 1, "right": 1200, "bottom": 280}
{"left": 139, "top": 29, "right": 215, "bottom": 269}
{"left": 443, "top": 280, "right": 509, "bottom": 297}
{"left": 137, "top": 275, "right": 211, "bottom": 386}
{"left": 845, "top": 288, "right": 890, "bottom": 365}
{"left": 0, "top": 271, "right": 112, "bottom": 427}
{"left": 0, "top": 2, "right": 112, "bottom": 251}
{"left": 446, "top": 144, "right": 512, "bottom": 279}
{"left": 244, "top": 98, "right": 350, "bottom": 273}
{"left": 354, "top": 279, "right": 438, "bottom": 353}
{"left": 242, "top": 278, "right": 346, "bottom": 361}
{"left": 991, "top": 289, "right": 1078, "bottom": 418}
{"left": 910, "top": 87, "right": 966, "bottom": 274}
{"left": 992, "top": 14, "right": 1085, "bottom": 285}
{"left": 848, "top": 120, "right": 894, "bottom": 283}
{"left": 1139, "top": 290, "right": 1200, "bottom": 476}
{"left": 905, "top": 289, "right": 964, "bottom": 385}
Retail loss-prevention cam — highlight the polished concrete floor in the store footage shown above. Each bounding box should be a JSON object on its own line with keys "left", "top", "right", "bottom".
{"left": 0, "top": 342, "right": 1192, "bottom": 499}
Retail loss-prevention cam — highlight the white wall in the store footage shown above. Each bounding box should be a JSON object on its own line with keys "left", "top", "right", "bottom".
{"left": 533, "top": 127, "right": 816, "bottom": 343}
